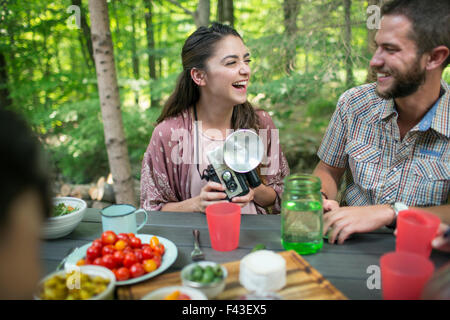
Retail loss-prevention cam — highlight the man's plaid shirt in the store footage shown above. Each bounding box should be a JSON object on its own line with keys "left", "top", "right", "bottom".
{"left": 317, "top": 80, "right": 450, "bottom": 207}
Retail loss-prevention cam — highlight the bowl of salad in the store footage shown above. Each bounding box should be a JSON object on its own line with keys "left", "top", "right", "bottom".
{"left": 42, "top": 197, "right": 87, "bottom": 239}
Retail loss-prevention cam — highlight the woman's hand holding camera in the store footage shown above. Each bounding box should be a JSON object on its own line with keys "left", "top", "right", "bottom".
{"left": 231, "top": 188, "right": 255, "bottom": 208}
{"left": 196, "top": 181, "right": 256, "bottom": 212}
{"left": 196, "top": 181, "right": 228, "bottom": 212}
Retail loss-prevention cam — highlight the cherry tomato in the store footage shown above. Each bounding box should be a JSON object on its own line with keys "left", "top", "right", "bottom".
{"left": 152, "top": 255, "right": 161, "bottom": 268}
{"left": 102, "top": 244, "right": 116, "bottom": 256}
{"left": 164, "top": 290, "right": 179, "bottom": 300}
{"left": 130, "top": 263, "right": 145, "bottom": 278}
{"left": 113, "top": 250, "right": 125, "bottom": 267}
{"left": 123, "top": 246, "right": 133, "bottom": 254}
{"left": 114, "top": 239, "right": 128, "bottom": 251}
{"left": 142, "top": 247, "right": 154, "bottom": 260}
{"left": 153, "top": 243, "right": 165, "bottom": 256}
{"left": 129, "top": 237, "right": 142, "bottom": 249}
{"left": 102, "top": 254, "right": 116, "bottom": 269}
{"left": 123, "top": 252, "right": 138, "bottom": 268}
{"left": 115, "top": 267, "right": 131, "bottom": 281}
{"left": 92, "top": 239, "right": 103, "bottom": 249}
{"left": 134, "top": 248, "right": 143, "bottom": 262}
{"left": 178, "top": 293, "right": 191, "bottom": 300}
{"left": 86, "top": 245, "right": 101, "bottom": 260}
{"left": 142, "top": 259, "right": 157, "bottom": 273}
{"left": 76, "top": 259, "right": 85, "bottom": 266}
{"left": 127, "top": 233, "right": 135, "bottom": 238}
{"left": 117, "top": 233, "right": 130, "bottom": 243}
{"left": 85, "top": 257, "right": 93, "bottom": 265}
{"left": 101, "top": 231, "right": 117, "bottom": 245}
{"left": 93, "top": 257, "right": 103, "bottom": 266}
{"left": 150, "top": 236, "right": 159, "bottom": 248}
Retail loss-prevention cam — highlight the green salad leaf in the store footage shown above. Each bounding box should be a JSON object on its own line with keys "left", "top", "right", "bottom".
{"left": 53, "top": 203, "right": 78, "bottom": 217}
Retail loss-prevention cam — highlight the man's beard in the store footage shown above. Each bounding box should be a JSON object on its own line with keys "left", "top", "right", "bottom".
{"left": 374, "top": 59, "right": 426, "bottom": 100}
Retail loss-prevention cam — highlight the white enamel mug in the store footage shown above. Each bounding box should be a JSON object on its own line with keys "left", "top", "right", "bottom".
{"left": 100, "top": 204, "right": 148, "bottom": 234}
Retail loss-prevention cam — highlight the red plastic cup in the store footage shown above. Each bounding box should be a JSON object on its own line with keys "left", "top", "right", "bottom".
{"left": 380, "top": 251, "right": 434, "bottom": 300}
{"left": 206, "top": 202, "right": 241, "bottom": 251}
{"left": 396, "top": 209, "right": 441, "bottom": 257}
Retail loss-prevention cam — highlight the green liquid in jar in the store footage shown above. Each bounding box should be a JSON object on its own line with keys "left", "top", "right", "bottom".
{"left": 281, "top": 200, "right": 323, "bottom": 255}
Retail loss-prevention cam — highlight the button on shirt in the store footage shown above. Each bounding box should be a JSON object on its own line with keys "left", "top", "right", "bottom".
{"left": 317, "top": 80, "right": 450, "bottom": 207}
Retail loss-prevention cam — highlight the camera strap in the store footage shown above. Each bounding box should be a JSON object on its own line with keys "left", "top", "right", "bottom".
{"left": 193, "top": 104, "right": 206, "bottom": 180}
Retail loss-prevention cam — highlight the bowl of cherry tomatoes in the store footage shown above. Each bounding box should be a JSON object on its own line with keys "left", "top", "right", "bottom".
{"left": 72, "top": 231, "right": 177, "bottom": 285}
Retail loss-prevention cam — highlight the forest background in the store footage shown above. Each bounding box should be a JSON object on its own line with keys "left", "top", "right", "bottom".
{"left": 1, "top": 0, "right": 449, "bottom": 204}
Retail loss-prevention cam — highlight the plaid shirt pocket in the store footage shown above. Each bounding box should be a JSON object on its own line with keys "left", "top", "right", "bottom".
{"left": 412, "top": 159, "right": 450, "bottom": 206}
{"left": 346, "top": 140, "right": 381, "bottom": 191}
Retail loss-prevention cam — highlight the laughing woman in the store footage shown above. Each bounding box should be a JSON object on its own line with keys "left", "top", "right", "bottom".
{"left": 140, "top": 23, "right": 289, "bottom": 214}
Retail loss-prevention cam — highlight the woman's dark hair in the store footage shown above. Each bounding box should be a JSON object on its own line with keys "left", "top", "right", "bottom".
{"left": 382, "top": 0, "right": 450, "bottom": 68}
{"left": 0, "top": 108, "right": 52, "bottom": 228}
{"left": 157, "top": 22, "right": 260, "bottom": 131}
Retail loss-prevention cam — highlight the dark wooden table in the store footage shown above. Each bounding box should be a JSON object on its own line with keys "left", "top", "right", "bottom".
{"left": 41, "top": 208, "right": 450, "bottom": 300}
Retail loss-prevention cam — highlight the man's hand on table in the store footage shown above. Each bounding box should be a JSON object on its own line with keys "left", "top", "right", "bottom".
{"left": 323, "top": 204, "right": 395, "bottom": 245}
{"left": 323, "top": 198, "right": 340, "bottom": 212}
{"left": 431, "top": 224, "right": 450, "bottom": 253}
{"left": 393, "top": 222, "right": 450, "bottom": 253}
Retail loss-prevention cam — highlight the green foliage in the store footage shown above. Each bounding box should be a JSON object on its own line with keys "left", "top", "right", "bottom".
{"left": 45, "top": 98, "right": 109, "bottom": 184}
{"left": 5, "top": 0, "right": 447, "bottom": 185}
{"left": 122, "top": 103, "right": 161, "bottom": 180}
{"left": 305, "top": 97, "right": 337, "bottom": 130}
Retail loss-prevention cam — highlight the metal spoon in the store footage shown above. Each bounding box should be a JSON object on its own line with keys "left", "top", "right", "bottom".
{"left": 191, "top": 229, "right": 205, "bottom": 261}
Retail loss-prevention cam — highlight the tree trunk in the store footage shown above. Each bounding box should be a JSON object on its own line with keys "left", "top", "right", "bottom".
{"left": 88, "top": 0, "right": 136, "bottom": 206}
{"left": 343, "top": 0, "right": 354, "bottom": 87}
{"left": 283, "top": 0, "right": 300, "bottom": 74}
{"left": 366, "top": 0, "right": 381, "bottom": 83}
{"left": 166, "top": 0, "right": 210, "bottom": 28}
{"left": 0, "top": 51, "right": 12, "bottom": 108}
{"left": 54, "top": 34, "right": 63, "bottom": 74}
{"left": 73, "top": 0, "right": 95, "bottom": 70}
{"left": 194, "top": 0, "right": 210, "bottom": 27}
{"left": 78, "top": 32, "right": 92, "bottom": 71}
{"left": 6, "top": 20, "right": 17, "bottom": 87}
{"left": 157, "top": 1, "right": 163, "bottom": 79}
{"left": 217, "top": 0, "right": 234, "bottom": 27}
{"left": 131, "top": 7, "right": 140, "bottom": 105}
{"left": 144, "top": 0, "right": 159, "bottom": 108}
{"left": 42, "top": 28, "right": 52, "bottom": 109}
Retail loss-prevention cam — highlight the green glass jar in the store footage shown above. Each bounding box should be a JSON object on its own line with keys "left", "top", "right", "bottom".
{"left": 281, "top": 175, "right": 323, "bottom": 255}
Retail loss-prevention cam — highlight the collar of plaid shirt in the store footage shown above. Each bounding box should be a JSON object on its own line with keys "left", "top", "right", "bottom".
{"left": 379, "top": 79, "right": 450, "bottom": 138}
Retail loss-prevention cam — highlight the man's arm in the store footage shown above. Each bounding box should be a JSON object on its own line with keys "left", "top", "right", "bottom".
{"left": 410, "top": 204, "right": 450, "bottom": 225}
{"left": 313, "top": 160, "right": 346, "bottom": 200}
{"left": 323, "top": 203, "right": 450, "bottom": 244}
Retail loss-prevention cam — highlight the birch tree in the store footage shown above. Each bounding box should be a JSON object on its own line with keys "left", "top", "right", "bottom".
{"left": 144, "top": 0, "right": 159, "bottom": 108}
{"left": 88, "top": 0, "right": 136, "bottom": 206}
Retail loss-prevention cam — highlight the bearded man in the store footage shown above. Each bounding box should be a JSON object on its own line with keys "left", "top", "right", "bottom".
{"left": 313, "top": 0, "right": 450, "bottom": 244}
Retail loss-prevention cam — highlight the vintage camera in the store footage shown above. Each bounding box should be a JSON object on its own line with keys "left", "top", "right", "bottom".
{"left": 202, "top": 130, "right": 264, "bottom": 201}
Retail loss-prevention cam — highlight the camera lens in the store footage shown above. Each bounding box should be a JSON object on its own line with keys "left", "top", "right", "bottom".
{"left": 222, "top": 171, "right": 232, "bottom": 182}
{"left": 228, "top": 181, "right": 237, "bottom": 192}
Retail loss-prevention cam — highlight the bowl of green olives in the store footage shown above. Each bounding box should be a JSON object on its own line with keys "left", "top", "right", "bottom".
{"left": 35, "top": 265, "right": 115, "bottom": 300}
{"left": 180, "top": 261, "right": 227, "bottom": 298}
